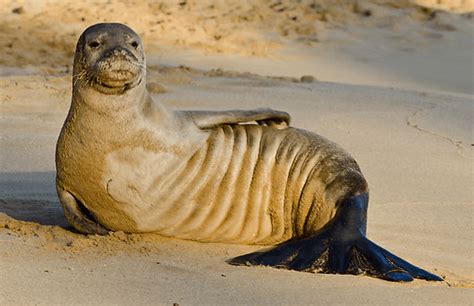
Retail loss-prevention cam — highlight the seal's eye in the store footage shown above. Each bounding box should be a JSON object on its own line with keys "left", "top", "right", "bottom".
{"left": 131, "top": 41, "right": 138, "bottom": 49}
{"left": 88, "top": 41, "right": 100, "bottom": 48}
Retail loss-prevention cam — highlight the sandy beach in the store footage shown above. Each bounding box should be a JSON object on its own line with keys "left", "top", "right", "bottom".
{"left": 1, "top": 1, "right": 473, "bottom": 304}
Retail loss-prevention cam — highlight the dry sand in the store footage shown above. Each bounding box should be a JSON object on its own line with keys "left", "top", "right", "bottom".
{"left": 0, "top": 1, "right": 473, "bottom": 305}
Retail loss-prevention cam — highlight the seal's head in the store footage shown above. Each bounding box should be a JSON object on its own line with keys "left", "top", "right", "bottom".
{"left": 73, "top": 23, "right": 145, "bottom": 95}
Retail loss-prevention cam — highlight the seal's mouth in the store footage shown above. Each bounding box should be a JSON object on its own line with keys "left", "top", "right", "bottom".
{"left": 93, "top": 72, "right": 142, "bottom": 95}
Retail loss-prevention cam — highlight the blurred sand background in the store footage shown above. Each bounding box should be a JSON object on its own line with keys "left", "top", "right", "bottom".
{"left": 0, "top": 0, "right": 473, "bottom": 304}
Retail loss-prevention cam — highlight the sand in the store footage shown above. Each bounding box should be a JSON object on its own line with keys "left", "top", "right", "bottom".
{"left": 0, "top": 1, "right": 473, "bottom": 305}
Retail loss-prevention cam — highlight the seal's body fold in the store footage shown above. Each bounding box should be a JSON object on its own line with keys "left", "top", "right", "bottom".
{"left": 103, "top": 124, "right": 365, "bottom": 245}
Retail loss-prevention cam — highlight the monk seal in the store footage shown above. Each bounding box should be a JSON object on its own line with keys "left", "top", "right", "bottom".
{"left": 56, "top": 23, "right": 442, "bottom": 282}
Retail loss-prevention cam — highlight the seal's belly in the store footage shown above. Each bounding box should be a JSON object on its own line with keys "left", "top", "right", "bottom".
{"left": 104, "top": 125, "right": 348, "bottom": 245}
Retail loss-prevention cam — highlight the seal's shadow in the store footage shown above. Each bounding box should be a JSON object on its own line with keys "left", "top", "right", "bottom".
{"left": 0, "top": 172, "right": 69, "bottom": 228}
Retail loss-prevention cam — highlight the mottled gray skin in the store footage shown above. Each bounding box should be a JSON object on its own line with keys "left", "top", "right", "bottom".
{"left": 56, "top": 23, "right": 442, "bottom": 282}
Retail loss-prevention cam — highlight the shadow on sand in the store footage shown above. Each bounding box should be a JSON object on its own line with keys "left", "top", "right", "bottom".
{"left": 0, "top": 171, "right": 69, "bottom": 228}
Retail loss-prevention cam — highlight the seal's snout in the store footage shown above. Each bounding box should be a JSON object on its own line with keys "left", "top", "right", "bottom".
{"left": 97, "top": 46, "right": 140, "bottom": 78}
{"left": 104, "top": 46, "right": 138, "bottom": 64}
{"left": 92, "top": 45, "right": 143, "bottom": 94}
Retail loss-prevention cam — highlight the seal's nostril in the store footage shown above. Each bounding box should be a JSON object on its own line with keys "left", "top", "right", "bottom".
{"left": 88, "top": 41, "right": 100, "bottom": 48}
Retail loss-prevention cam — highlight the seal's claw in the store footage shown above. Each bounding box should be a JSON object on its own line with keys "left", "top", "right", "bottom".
{"left": 229, "top": 193, "right": 442, "bottom": 282}
{"left": 256, "top": 118, "right": 289, "bottom": 129}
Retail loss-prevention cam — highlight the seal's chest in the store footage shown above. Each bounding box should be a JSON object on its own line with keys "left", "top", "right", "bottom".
{"left": 103, "top": 147, "right": 187, "bottom": 211}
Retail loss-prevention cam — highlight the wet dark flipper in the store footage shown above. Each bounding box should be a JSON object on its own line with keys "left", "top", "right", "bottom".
{"left": 57, "top": 186, "right": 109, "bottom": 235}
{"left": 230, "top": 232, "right": 329, "bottom": 270}
{"left": 367, "top": 240, "right": 443, "bottom": 281}
{"left": 228, "top": 193, "right": 442, "bottom": 282}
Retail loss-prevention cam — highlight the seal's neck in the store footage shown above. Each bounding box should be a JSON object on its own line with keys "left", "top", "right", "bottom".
{"left": 139, "top": 91, "right": 177, "bottom": 130}
{"left": 66, "top": 81, "right": 205, "bottom": 150}
{"left": 75, "top": 87, "right": 171, "bottom": 127}
{"left": 72, "top": 80, "right": 145, "bottom": 114}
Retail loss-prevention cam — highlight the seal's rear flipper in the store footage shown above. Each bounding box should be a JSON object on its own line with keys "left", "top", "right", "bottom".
{"left": 228, "top": 193, "right": 443, "bottom": 282}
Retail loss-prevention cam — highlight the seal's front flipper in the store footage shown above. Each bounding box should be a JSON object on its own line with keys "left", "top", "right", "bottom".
{"left": 229, "top": 193, "right": 442, "bottom": 282}
{"left": 180, "top": 108, "right": 291, "bottom": 129}
{"left": 57, "top": 186, "right": 109, "bottom": 235}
